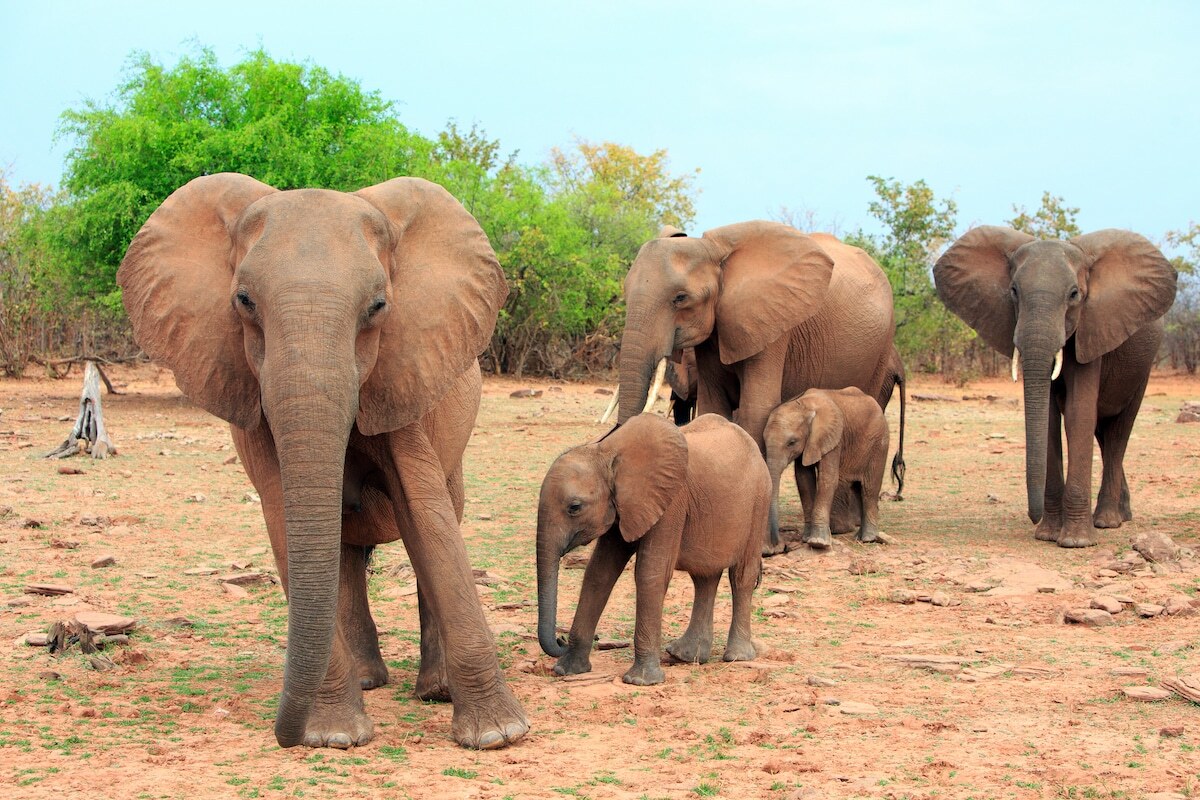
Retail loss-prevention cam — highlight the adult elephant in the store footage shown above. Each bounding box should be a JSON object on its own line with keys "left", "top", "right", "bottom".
{"left": 934, "top": 227, "right": 1176, "bottom": 547}
{"left": 616, "top": 222, "right": 899, "bottom": 546}
{"left": 117, "top": 173, "right": 528, "bottom": 749}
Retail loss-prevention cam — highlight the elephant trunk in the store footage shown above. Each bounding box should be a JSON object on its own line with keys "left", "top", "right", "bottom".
{"left": 765, "top": 454, "right": 788, "bottom": 548}
{"left": 536, "top": 522, "right": 567, "bottom": 658}
{"left": 1016, "top": 324, "right": 1060, "bottom": 525}
{"left": 617, "top": 312, "right": 675, "bottom": 423}
{"left": 262, "top": 323, "right": 359, "bottom": 748}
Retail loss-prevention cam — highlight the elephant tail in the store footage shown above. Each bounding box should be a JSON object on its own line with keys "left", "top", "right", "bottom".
{"left": 890, "top": 364, "right": 906, "bottom": 501}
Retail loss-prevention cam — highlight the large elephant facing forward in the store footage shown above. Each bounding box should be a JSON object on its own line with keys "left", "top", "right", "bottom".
{"left": 616, "top": 222, "right": 899, "bottom": 547}
{"left": 118, "top": 174, "right": 528, "bottom": 749}
{"left": 934, "top": 227, "right": 1176, "bottom": 547}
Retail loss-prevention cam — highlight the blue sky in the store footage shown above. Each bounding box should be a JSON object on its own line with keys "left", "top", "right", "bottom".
{"left": 2, "top": 1, "right": 1197, "bottom": 241}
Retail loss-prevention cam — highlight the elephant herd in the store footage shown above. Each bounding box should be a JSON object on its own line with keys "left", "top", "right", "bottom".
{"left": 116, "top": 173, "right": 1178, "bottom": 751}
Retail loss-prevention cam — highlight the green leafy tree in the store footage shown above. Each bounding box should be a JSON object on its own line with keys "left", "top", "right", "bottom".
{"left": 1008, "top": 191, "right": 1081, "bottom": 239}
{"left": 1164, "top": 222, "right": 1200, "bottom": 372}
{"left": 51, "top": 47, "right": 436, "bottom": 310}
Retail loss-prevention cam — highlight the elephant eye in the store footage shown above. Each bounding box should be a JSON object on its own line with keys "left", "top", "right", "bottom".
{"left": 235, "top": 290, "right": 256, "bottom": 312}
{"left": 567, "top": 500, "right": 583, "bottom": 516}
{"left": 368, "top": 298, "right": 387, "bottom": 316}
{"left": 1009, "top": 285, "right": 1018, "bottom": 300}
{"left": 786, "top": 438, "right": 797, "bottom": 448}
{"left": 672, "top": 292, "right": 688, "bottom": 306}
{"left": 1068, "top": 287, "right": 1081, "bottom": 302}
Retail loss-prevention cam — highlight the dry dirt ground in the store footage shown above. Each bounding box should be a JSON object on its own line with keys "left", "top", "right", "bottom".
{"left": 1, "top": 364, "right": 1198, "bottom": 800}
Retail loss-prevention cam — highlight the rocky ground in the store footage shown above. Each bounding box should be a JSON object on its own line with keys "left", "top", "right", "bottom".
{"left": 0, "top": 364, "right": 1198, "bottom": 799}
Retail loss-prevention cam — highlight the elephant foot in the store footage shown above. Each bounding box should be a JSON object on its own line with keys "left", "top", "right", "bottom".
{"left": 622, "top": 660, "right": 665, "bottom": 686}
{"left": 856, "top": 526, "right": 881, "bottom": 544}
{"left": 300, "top": 701, "right": 374, "bottom": 749}
{"left": 1034, "top": 515, "right": 1062, "bottom": 543}
{"left": 1092, "top": 501, "right": 1126, "bottom": 529}
{"left": 803, "top": 523, "right": 832, "bottom": 550}
{"left": 1057, "top": 522, "right": 1098, "bottom": 549}
{"left": 414, "top": 664, "right": 451, "bottom": 702}
{"left": 357, "top": 655, "right": 389, "bottom": 691}
{"left": 762, "top": 535, "right": 787, "bottom": 558}
{"left": 666, "top": 634, "right": 713, "bottom": 665}
{"left": 451, "top": 681, "right": 529, "bottom": 750}
{"left": 552, "top": 650, "right": 592, "bottom": 677}
{"left": 722, "top": 637, "right": 757, "bottom": 662}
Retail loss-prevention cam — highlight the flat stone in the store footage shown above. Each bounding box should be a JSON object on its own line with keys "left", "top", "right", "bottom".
{"left": 1122, "top": 686, "right": 1172, "bottom": 702}
{"left": 24, "top": 632, "right": 50, "bottom": 647}
{"left": 1162, "top": 595, "right": 1197, "bottom": 616}
{"left": 220, "top": 582, "right": 249, "bottom": 599}
{"left": 1064, "top": 608, "right": 1114, "bottom": 626}
{"left": 1132, "top": 532, "right": 1179, "bottom": 564}
{"left": 215, "top": 571, "right": 272, "bottom": 586}
{"left": 930, "top": 591, "right": 960, "bottom": 607}
{"left": 838, "top": 701, "right": 879, "bottom": 715}
{"left": 1036, "top": 585, "right": 1057, "bottom": 594}
{"left": 25, "top": 583, "right": 74, "bottom": 596}
{"left": 1090, "top": 596, "right": 1123, "bottom": 614}
{"left": 1135, "top": 603, "right": 1164, "bottom": 618}
{"left": 1096, "top": 568, "right": 1120, "bottom": 578}
{"left": 90, "top": 555, "right": 116, "bottom": 569}
{"left": 807, "top": 675, "right": 838, "bottom": 687}
{"left": 1110, "top": 667, "right": 1149, "bottom": 677}
{"left": 890, "top": 589, "right": 918, "bottom": 604}
{"left": 183, "top": 567, "right": 218, "bottom": 576}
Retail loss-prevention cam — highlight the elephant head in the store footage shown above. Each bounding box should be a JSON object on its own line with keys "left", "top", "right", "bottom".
{"left": 536, "top": 415, "right": 687, "bottom": 657}
{"left": 763, "top": 391, "right": 844, "bottom": 535}
{"left": 934, "top": 226, "right": 1176, "bottom": 524}
{"left": 117, "top": 173, "right": 507, "bottom": 747}
{"left": 616, "top": 222, "right": 835, "bottom": 422}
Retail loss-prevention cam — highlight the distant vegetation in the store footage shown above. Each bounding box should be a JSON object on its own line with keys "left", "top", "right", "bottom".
{"left": 1, "top": 47, "right": 1195, "bottom": 380}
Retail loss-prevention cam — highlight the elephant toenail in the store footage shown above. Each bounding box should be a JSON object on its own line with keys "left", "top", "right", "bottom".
{"left": 502, "top": 721, "right": 529, "bottom": 742}
{"left": 327, "top": 734, "right": 352, "bottom": 749}
{"left": 476, "top": 731, "right": 505, "bottom": 750}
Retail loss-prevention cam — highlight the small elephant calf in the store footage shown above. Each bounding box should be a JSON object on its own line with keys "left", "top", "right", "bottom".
{"left": 536, "top": 413, "right": 771, "bottom": 686}
{"left": 764, "top": 387, "right": 893, "bottom": 549}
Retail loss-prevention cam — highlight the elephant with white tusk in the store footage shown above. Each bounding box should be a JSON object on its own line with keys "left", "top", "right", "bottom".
{"left": 935, "top": 227, "right": 1176, "bottom": 548}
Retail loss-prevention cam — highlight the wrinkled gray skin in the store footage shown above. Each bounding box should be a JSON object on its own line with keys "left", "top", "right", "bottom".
{"left": 616, "top": 223, "right": 900, "bottom": 553}
{"left": 935, "top": 227, "right": 1177, "bottom": 547}
{"left": 764, "top": 388, "right": 891, "bottom": 549}
{"left": 537, "top": 414, "right": 769, "bottom": 686}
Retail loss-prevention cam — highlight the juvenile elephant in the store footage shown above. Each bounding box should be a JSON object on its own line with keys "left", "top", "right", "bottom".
{"left": 934, "top": 227, "right": 1176, "bottom": 547}
{"left": 118, "top": 174, "right": 528, "bottom": 749}
{"left": 615, "top": 222, "right": 899, "bottom": 546}
{"left": 536, "top": 414, "right": 770, "bottom": 686}
{"left": 764, "top": 388, "right": 892, "bottom": 549}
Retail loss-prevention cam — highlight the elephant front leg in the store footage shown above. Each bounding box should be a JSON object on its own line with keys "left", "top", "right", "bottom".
{"left": 388, "top": 428, "right": 528, "bottom": 750}
{"left": 790, "top": 462, "right": 817, "bottom": 552}
{"left": 1057, "top": 364, "right": 1101, "bottom": 548}
{"left": 804, "top": 455, "right": 840, "bottom": 549}
{"left": 624, "top": 528, "right": 680, "bottom": 686}
{"left": 555, "top": 533, "right": 635, "bottom": 677}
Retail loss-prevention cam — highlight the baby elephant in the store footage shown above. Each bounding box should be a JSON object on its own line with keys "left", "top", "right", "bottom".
{"left": 536, "top": 413, "right": 771, "bottom": 686}
{"left": 764, "top": 387, "right": 892, "bottom": 549}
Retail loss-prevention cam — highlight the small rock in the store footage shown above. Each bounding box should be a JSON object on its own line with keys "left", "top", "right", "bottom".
{"left": 1037, "top": 586, "right": 1057, "bottom": 594}
{"left": 1122, "top": 686, "right": 1172, "bottom": 702}
{"left": 594, "top": 388, "right": 614, "bottom": 395}
{"left": 965, "top": 581, "right": 995, "bottom": 593}
{"left": 57, "top": 466, "right": 84, "bottom": 475}
{"left": 88, "top": 655, "right": 117, "bottom": 672}
{"left": 820, "top": 697, "right": 840, "bottom": 705}
{"left": 985, "top": 493, "right": 1002, "bottom": 504}
{"left": 25, "top": 632, "right": 50, "bottom": 647}
{"left": 1090, "top": 596, "right": 1123, "bottom": 614}
{"left": 184, "top": 567, "right": 219, "bottom": 576}
{"left": 509, "top": 389, "right": 542, "bottom": 398}
{"left": 222, "top": 455, "right": 238, "bottom": 465}
{"left": 838, "top": 701, "right": 879, "bottom": 715}
{"left": 807, "top": 675, "right": 838, "bottom": 687}
{"left": 1160, "top": 726, "right": 1184, "bottom": 737}
{"left": 930, "top": 591, "right": 960, "bottom": 607}
{"left": 1162, "top": 595, "right": 1196, "bottom": 617}
{"left": 91, "top": 555, "right": 116, "bottom": 569}
{"left": 1064, "top": 608, "right": 1114, "bottom": 626}
{"left": 38, "top": 671, "right": 62, "bottom": 681}
{"left": 185, "top": 493, "right": 206, "bottom": 503}
{"left": 1132, "top": 532, "right": 1179, "bottom": 564}
{"left": 1096, "top": 568, "right": 1120, "bottom": 578}
{"left": 50, "top": 539, "right": 80, "bottom": 550}
{"left": 848, "top": 557, "right": 878, "bottom": 575}
{"left": 164, "top": 616, "right": 194, "bottom": 627}
{"left": 477, "top": 513, "right": 493, "bottom": 521}
{"left": 890, "top": 589, "right": 917, "bottom": 604}
{"left": 221, "top": 582, "right": 249, "bottom": 599}
{"left": 596, "top": 639, "right": 630, "bottom": 651}
{"left": 22, "top": 518, "right": 43, "bottom": 529}
{"left": 1134, "top": 603, "right": 1164, "bottom": 618}
{"left": 1157, "top": 641, "right": 1191, "bottom": 655}
{"left": 215, "top": 571, "right": 272, "bottom": 586}
{"left": 1110, "top": 667, "right": 1149, "bottom": 677}
{"left": 25, "top": 583, "right": 74, "bottom": 596}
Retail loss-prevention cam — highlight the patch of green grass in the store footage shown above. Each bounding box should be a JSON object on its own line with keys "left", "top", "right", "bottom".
{"left": 443, "top": 767, "right": 478, "bottom": 779}
{"left": 694, "top": 783, "right": 719, "bottom": 797}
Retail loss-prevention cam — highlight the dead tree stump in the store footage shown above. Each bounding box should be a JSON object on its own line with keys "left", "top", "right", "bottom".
{"left": 46, "top": 361, "right": 117, "bottom": 459}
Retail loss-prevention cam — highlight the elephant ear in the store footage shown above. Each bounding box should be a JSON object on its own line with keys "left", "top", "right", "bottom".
{"left": 933, "top": 226, "right": 1036, "bottom": 355}
{"left": 117, "top": 173, "right": 277, "bottom": 429}
{"left": 703, "top": 222, "right": 834, "bottom": 365}
{"left": 1072, "top": 230, "right": 1178, "bottom": 363}
{"left": 801, "top": 394, "right": 844, "bottom": 467}
{"left": 355, "top": 178, "right": 508, "bottom": 435}
{"left": 599, "top": 415, "right": 688, "bottom": 542}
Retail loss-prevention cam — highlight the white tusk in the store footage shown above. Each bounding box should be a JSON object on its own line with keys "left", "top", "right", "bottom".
{"left": 1051, "top": 349, "right": 1063, "bottom": 381}
{"left": 643, "top": 358, "right": 668, "bottom": 413}
{"left": 1011, "top": 348, "right": 1020, "bottom": 382}
{"left": 597, "top": 387, "right": 619, "bottom": 424}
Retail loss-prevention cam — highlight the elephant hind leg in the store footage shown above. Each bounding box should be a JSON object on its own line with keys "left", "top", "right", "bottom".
{"left": 666, "top": 573, "right": 718, "bottom": 664}
{"left": 1093, "top": 406, "right": 1140, "bottom": 528}
{"left": 336, "top": 541, "right": 389, "bottom": 691}
{"left": 724, "top": 540, "right": 761, "bottom": 662}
